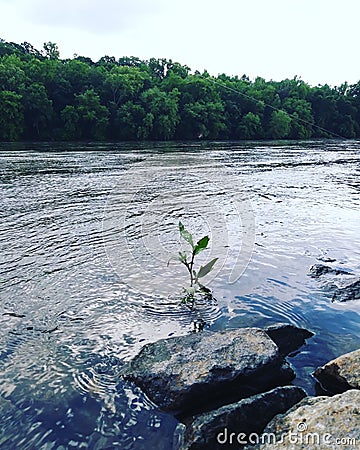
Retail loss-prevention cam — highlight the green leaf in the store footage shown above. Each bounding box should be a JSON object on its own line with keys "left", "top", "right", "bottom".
{"left": 178, "top": 252, "right": 187, "bottom": 263}
{"left": 194, "top": 235, "right": 209, "bottom": 255}
{"left": 179, "top": 221, "right": 194, "bottom": 247}
{"left": 197, "top": 258, "right": 218, "bottom": 279}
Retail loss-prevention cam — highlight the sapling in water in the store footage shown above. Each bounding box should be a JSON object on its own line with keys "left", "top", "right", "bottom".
{"left": 177, "top": 221, "right": 218, "bottom": 307}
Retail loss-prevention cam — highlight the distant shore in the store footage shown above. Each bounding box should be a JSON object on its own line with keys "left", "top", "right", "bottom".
{"left": 1, "top": 39, "right": 359, "bottom": 143}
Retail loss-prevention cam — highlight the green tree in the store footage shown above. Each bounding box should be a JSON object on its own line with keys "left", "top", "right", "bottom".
{"left": 308, "top": 86, "right": 337, "bottom": 136}
{"left": 268, "top": 110, "right": 291, "bottom": 139}
{"left": 0, "top": 54, "right": 27, "bottom": 92}
{"left": 34, "top": 58, "right": 72, "bottom": 113}
{"left": 176, "top": 74, "right": 226, "bottom": 139}
{"left": 238, "top": 112, "right": 263, "bottom": 139}
{"left": 61, "top": 89, "right": 109, "bottom": 140}
{"left": 141, "top": 87, "right": 179, "bottom": 139}
{"left": 103, "top": 66, "right": 147, "bottom": 106}
{"left": 61, "top": 105, "right": 80, "bottom": 140}
{"left": 43, "top": 42, "right": 60, "bottom": 60}
{"left": 282, "top": 98, "right": 314, "bottom": 138}
{"left": 62, "top": 59, "right": 93, "bottom": 94}
{"left": 115, "top": 101, "right": 152, "bottom": 140}
{"left": 0, "top": 90, "right": 23, "bottom": 140}
{"left": 22, "top": 82, "right": 53, "bottom": 138}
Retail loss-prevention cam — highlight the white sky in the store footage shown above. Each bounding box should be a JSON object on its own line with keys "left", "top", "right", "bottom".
{"left": 0, "top": 0, "right": 359, "bottom": 86}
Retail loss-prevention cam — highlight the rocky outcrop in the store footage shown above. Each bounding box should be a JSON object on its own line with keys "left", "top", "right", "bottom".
{"left": 264, "top": 323, "right": 314, "bottom": 355}
{"left": 182, "top": 386, "right": 306, "bottom": 450}
{"left": 313, "top": 348, "right": 360, "bottom": 394}
{"left": 332, "top": 279, "right": 360, "bottom": 302}
{"left": 121, "top": 328, "right": 296, "bottom": 418}
{"left": 246, "top": 390, "right": 360, "bottom": 449}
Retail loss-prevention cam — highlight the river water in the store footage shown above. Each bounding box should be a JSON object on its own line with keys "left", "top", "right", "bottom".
{"left": 0, "top": 141, "right": 359, "bottom": 449}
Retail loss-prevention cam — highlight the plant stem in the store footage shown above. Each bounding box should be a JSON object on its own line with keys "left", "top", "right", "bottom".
{"left": 182, "top": 260, "right": 192, "bottom": 286}
{"left": 189, "top": 250, "right": 195, "bottom": 286}
{"left": 182, "top": 248, "right": 196, "bottom": 287}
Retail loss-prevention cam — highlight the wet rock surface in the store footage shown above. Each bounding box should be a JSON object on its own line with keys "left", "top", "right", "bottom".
{"left": 247, "top": 390, "right": 360, "bottom": 449}
{"left": 121, "top": 328, "right": 296, "bottom": 418}
{"left": 264, "top": 323, "right": 314, "bottom": 356}
{"left": 314, "top": 348, "right": 360, "bottom": 394}
{"left": 181, "top": 386, "right": 306, "bottom": 450}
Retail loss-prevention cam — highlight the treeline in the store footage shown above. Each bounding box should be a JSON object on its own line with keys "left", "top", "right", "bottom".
{"left": 1, "top": 39, "right": 360, "bottom": 141}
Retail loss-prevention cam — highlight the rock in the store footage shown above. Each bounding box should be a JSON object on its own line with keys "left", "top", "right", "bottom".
{"left": 317, "top": 256, "right": 336, "bottom": 263}
{"left": 309, "top": 263, "right": 359, "bottom": 302}
{"left": 332, "top": 279, "right": 360, "bottom": 302}
{"left": 313, "top": 348, "right": 360, "bottom": 394}
{"left": 121, "top": 328, "right": 295, "bottom": 418}
{"left": 246, "top": 390, "right": 360, "bottom": 449}
{"left": 264, "top": 323, "right": 313, "bottom": 355}
{"left": 182, "top": 386, "right": 306, "bottom": 450}
{"left": 309, "top": 264, "right": 351, "bottom": 278}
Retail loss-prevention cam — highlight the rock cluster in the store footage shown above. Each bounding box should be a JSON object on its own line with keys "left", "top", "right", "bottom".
{"left": 245, "top": 348, "right": 360, "bottom": 450}
{"left": 246, "top": 390, "right": 360, "bottom": 450}
{"left": 121, "top": 322, "right": 359, "bottom": 449}
{"left": 121, "top": 324, "right": 313, "bottom": 448}
{"left": 182, "top": 386, "right": 306, "bottom": 450}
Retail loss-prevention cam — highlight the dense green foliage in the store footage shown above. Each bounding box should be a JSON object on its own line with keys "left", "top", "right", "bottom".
{"left": 1, "top": 38, "right": 359, "bottom": 141}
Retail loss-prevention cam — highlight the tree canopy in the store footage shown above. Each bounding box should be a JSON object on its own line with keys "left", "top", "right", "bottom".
{"left": 0, "top": 38, "right": 359, "bottom": 141}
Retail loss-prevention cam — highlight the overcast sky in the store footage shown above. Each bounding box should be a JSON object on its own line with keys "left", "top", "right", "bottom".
{"left": 0, "top": 0, "right": 359, "bottom": 86}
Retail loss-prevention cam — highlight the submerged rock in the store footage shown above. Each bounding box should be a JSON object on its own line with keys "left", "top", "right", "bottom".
{"left": 313, "top": 348, "right": 360, "bottom": 394}
{"left": 309, "top": 263, "right": 351, "bottom": 278}
{"left": 182, "top": 386, "right": 306, "bottom": 450}
{"left": 264, "top": 323, "right": 314, "bottom": 356}
{"left": 332, "top": 279, "right": 360, "bottom": 302}
{"left": 317, "top": 256, "right": 337, "bottom": 263}
{"left": 309, "top": 263, "right": 360, "bottom": 302}
{"left": 247, "top": 390, "right": 360, "bottom": 449}
{"left": 121, "top": 328, "right": 295, "bottom": 418}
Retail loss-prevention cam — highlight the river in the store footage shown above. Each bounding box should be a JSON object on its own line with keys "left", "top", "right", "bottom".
{"left": 1, "top": 141, "right": 359, "bottom": 449}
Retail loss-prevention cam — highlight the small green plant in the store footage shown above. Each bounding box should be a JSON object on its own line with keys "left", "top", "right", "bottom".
{"left": 178, "top": 221, "right": 218, "bottom": 287}
{"left": 166, "top": 221, "right": 219, "bottom": 329}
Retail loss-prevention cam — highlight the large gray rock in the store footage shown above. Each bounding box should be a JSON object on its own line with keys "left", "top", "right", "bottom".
{"left": 121, "top": 328, "right": 295, "bottom": 418}
{"left": 264, "top": 323, "right": 313, "bottom": 356}
{"left": 313, "top": 348, "right": 360, "bottom": 394}
{"left": 246, "top": 390, "right": 360, "bottom": 449}
{"left": 182, "top": 386, "right": 306, "bottom": 450}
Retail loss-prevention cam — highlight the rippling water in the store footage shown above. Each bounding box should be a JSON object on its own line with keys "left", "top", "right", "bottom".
{"left": 1, "top": 141, "right": 360, "bottom": 449}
